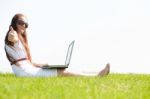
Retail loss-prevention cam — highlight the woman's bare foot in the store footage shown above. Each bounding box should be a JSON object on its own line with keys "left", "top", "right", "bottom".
{"left": 98, "top": 63, "right": 110, "bottom": 77}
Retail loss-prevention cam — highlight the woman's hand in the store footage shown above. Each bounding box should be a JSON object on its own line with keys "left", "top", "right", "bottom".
{"left": 8, "top": 26, "right": 18, "bottom": 43}
{"left": 32, "top": 62, "right": 48, "bottom": 68}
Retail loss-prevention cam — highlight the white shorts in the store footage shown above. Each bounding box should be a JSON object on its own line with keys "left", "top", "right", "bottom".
{"left": 11, "top": 60, "right": 57, "bottom": 77}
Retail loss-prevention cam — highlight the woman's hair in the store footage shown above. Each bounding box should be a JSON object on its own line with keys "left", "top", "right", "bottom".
{"left": 5, "top": 13, "right": 32, "bottom": 62}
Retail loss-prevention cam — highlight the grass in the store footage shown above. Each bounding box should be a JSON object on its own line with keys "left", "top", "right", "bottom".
{"left": 0, "top": 73, "right": 150, "bottom": 99}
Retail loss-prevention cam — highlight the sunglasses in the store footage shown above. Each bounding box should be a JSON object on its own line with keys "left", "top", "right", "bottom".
{"left": 17, "top": 20, "right": 28, "bottom": 28}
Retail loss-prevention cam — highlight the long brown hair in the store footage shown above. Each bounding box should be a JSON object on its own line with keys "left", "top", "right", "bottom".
{"left": 5, "top": 13, "right": 32, "bottom": 62}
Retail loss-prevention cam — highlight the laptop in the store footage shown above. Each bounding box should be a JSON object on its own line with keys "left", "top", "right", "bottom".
{"left": 42, "top": 40, "right": 75, "bottom": 69}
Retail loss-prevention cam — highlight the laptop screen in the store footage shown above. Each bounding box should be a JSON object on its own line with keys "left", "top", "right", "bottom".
{"left": 65, "top": 40, "right": 75, "bottom": 65}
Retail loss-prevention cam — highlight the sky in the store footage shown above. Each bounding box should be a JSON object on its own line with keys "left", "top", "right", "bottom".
{"left": 0, "top": 0, "right": 150, "bottom": 74}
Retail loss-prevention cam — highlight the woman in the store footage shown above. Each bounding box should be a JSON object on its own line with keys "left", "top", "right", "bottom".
{"left": 4, "top": 13, "right": 110, "bottom": 77}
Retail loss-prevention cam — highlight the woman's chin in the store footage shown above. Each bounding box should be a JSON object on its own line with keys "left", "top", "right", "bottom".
{"left": 19, "top": 30, "right": 25, "bottom": 34}
{"left": 17, "top": 30, "right": 24, "bottom": 34}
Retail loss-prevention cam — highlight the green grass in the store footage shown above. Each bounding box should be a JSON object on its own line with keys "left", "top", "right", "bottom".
{"left": 0, "top": 73, "right": 150, "bottom": 99}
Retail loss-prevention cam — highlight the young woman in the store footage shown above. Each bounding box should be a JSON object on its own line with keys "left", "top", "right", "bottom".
{"left": 4, "top": 13, "right": 110, "bottom": 77}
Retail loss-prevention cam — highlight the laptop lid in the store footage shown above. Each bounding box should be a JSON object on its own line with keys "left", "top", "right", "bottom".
{"left": 65, "top": 40, "right": 75, "bottom": 65}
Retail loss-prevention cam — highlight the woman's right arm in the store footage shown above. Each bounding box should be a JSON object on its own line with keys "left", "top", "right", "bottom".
{"left": 8, "top": 27, "right": 18, "bottom": 43}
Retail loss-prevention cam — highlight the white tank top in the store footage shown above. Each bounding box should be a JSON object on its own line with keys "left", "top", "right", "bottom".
{"left": 5, "top": 40, "right": 27, "bottom": 63}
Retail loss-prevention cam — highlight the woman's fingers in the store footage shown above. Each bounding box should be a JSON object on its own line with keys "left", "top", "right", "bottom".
{"left": 10, "top": 26, "right": 15, "bottom": 32}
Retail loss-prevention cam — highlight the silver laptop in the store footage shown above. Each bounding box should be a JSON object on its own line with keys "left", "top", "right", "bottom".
{"left": 42, "top": 40, "right": 75, "bottom": 69}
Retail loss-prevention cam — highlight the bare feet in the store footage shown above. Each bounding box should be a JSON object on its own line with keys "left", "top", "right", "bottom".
{"left": 98, "top": 63, "right": 110, "bottom": 77}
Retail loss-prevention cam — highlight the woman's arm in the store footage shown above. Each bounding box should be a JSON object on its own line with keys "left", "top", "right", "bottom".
{"left": 32, "top": 62, "right": 48, "bottom": 67}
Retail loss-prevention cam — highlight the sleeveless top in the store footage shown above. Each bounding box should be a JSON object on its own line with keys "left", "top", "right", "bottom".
{"left": 5, "top": 40, "right": 28, "bottom": 65}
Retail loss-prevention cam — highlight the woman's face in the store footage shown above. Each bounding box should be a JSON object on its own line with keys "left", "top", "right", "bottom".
{"left": 16, "top": 16, "right": 28, "bottom": 34}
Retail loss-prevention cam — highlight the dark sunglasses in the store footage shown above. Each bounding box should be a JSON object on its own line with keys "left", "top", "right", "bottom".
{"left": 17, "top": 20, "right": 28, "bottom": 28}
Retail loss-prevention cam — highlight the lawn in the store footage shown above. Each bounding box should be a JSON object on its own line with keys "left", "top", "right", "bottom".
{"left": 0, "top": 73, "right": 150, "bottom": 99}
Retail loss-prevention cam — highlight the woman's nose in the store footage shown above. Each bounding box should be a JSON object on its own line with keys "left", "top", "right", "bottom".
{"left": 22, "top": 24, "right": 26, "bottom": 28}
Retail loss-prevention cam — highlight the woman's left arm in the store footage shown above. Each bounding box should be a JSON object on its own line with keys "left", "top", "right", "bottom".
{"left": 32, "top": 62, "right": 48, "bottom": 67}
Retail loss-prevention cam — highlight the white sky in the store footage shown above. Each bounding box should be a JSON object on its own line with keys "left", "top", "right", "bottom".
{"left": 0, "top": 0, "right": 150, "bottom": 74}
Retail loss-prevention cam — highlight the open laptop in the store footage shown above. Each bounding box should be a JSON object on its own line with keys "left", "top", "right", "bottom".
{"left": 42, "top": 40, "right": 75, "bottom": 69}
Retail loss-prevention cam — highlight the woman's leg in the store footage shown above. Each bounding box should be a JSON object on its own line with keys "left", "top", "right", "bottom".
{"left": 57, "top": 63, "right": 110, "bottom": 77}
